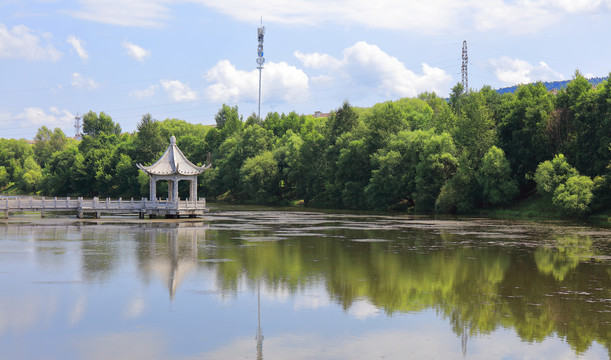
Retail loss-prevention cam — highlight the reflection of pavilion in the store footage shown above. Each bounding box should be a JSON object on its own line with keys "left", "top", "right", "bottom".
{"left": 140, "top": 227, "right": 205, "bottom": 301}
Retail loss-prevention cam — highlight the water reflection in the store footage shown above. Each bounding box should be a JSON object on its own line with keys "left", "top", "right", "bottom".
{"left": 0, "top": 213, "right": 610, "bottom": 359}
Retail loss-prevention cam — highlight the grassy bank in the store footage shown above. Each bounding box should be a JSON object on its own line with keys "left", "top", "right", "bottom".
{"left": 476, "top": 194, "right": 610, "bottom": 223}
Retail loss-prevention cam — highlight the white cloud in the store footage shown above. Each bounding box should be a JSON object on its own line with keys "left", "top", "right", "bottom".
{"left": 68, "top": 0, "right": 170, "bottom": 27}
{"left": 66, "top": 35, "right": 88, "bottom": 61}
{"left": 296, "top": 41, "right": 451, "bottom": 98}
{"left": 194, "top": 0, "right": 460, "bottom": 34}
{"left": 473, "top": 0, "right": 557, "bottom": 33}
{"left": 61, "top": 0, "right": 611, "bottom": 34}
{"left": 130, "top": 84, "right": 158, "bottom": 98}
{"left": 294, "top": 51, "right": 342, "bottom": 70}
{"left": 192, "top": 0, "right": 611, "bottom": 34}
{"left": 122, "top": 41, "right": 151, "bottom": 62}
{"left": 203, "top": 60, "right": 309, "bottom": 103}
{"left": 489, "top": 57, "right": 564, "bottom": 85}
{"left": 71, "top": 72, "right": 99, "bottom": 89}
{"left": 0, "top": 107, "right": 74, "bottom": 129}
{"left": 160, "top": 80, "right": 198, "bottom": 102}
{"left": 0, "top": 23, "right": 61, "bottom": 61}
{"left": 549, "top": 0, "right": 606, "bottom": 13}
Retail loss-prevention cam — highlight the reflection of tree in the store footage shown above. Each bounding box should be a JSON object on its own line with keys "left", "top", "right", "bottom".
{"left": 70, "top": 221, "right": 610, "bottom": 358}
{"left": 200, "top": 228, "right": 610, "bottom": 357}
{"left": 81, "top": 227, "right": 121, "bottom": 282}
{"left": 534, "top": 235, "right": 595, "bottom": 281}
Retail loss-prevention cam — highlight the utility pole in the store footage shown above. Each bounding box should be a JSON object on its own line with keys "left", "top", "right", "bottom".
{"left": 256, "top": 18, "right": 265, "bottom": 121}
{"left": 461, "top": 40, "right": 468, "bottom": 93}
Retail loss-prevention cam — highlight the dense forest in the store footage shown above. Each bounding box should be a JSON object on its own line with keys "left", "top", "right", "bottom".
{"left": 1, "top": 72, "right": 609, "bottom": 217}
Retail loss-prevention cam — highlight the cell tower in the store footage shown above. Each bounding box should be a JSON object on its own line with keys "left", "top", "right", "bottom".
{"left": 256, "top": 19, "right": 265, "bottom": 120}
{"left": 461, "top": 40, "right": 468, "bottom": 92}
{"left": 74, "top": 113, "right": 82, "bottom": 140}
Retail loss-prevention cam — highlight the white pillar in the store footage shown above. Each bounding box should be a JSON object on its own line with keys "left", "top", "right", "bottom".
{"left": 190, "top": 178, "right": 197, "bottom": 201}
{"left": 173, "top": 178, "right": 179, "bottom": 202}
{"left": 150, "top": 176, "right": 157, "bottom": 202}
{"left": 168, "top": 181, "right": 174, "bottom": 202}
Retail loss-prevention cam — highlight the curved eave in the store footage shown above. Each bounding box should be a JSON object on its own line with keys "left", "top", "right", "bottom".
{"left": 137, "top": 162, "right": 211, "bottom": 176}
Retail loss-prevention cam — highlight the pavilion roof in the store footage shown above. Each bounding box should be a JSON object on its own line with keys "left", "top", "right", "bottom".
{"left": 137, "top": 135, "right": 210, "bottom": 176}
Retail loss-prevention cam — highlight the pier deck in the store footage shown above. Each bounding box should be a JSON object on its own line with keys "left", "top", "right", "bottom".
{"left": 0, "top": 196, "right": 207, "bottom": 219}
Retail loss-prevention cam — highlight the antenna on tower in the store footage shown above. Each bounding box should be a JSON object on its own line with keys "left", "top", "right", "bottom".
{"left": 461, "top": 40, "right": 468, "bottom": 93}
{"left": 74, "top": 112, "right": 82, "bottom": 140}
{"left": 256, "top": 17, "right": 266, "bottom": 121}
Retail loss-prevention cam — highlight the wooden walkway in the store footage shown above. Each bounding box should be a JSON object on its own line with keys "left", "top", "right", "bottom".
{"left": 0, "top": 196, "right": 208, "bottom": 219}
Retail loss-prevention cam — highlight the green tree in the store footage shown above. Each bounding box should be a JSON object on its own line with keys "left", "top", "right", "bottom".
{"left": 553, "top": 175, "right": 594, "bottom": 215}
{"left": 273, "top": 130, "right": 303, "bottom": 200}
{"left": 533, "top": 154, "right": 578, "bottom": 196}
{"left": 363, "top": 101, "right": 410, "bottom": 152}
{"left": 449, "top": 82, "right": 465, "bottom": 114}
{"left": 336, "top": 137, "right": 370, "bottom": 209}
{"left": 478, "top": 146, "right": 519, "bottom": 206}
{"left": 326, "top": 101, "right": 359, "bottom": 141}
{"left": 435, "top": 162, "right": 478, "bottom": 213}
{"left": 565, "top": 74, "right": 611, "bottom": 177}
{"left": 33, "top": 126, "right": 67, "bottom": 167}
{"left": 413, "top": 133, "right": 458, "bottom": 212}
{"left": 498, "top": 83, "right": 555, "bottom": 188}
{"left": 214, "top": 104, "right": 242, "bottom": 138}
{"left": 452, "top": 90, "right": 496, "bottom": 163}
{"left": 212, "top": 124, "right": 273, "bottom": 199}
{"left": 240, "top": 151, "right": 279, "bottom": 203}
{"left": 82, "top": 111, "right": 121, "bottom": 136}
{"left": 132, "top": 114, "right": 165, "bottom": 165}
{"left": 0, "top": 166, "right": 9, "bottom": 188}
{"left": 40, "top": 145, "right": 80, "bottom": 196}
{"left": 293, "top": 124, "right": 327, "bottom": 205}
{"left": 419, "top": 92, "right": 457, "bottom": 133}
{"left": 0, "top": 138, "right": 34, "bottom": 183}
{"left": 18, "top": 156, "right": 43, "bottom": 192}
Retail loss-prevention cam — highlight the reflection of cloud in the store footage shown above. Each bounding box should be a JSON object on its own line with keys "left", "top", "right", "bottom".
{"left": 0, "top": 293, "right": 58, "bottom": 335}
{"left": 124, "top": 295, "right": 145, "bottom": 319}
{"left": 74, "top": 330, "right": 168, "bottom": 360}
{"left": 196, "top": 323, "right": 608, "bottom": 360}
{"left": 293, "top": 288, "right": 330, "bottom": 310}
{"left": 68, "top": 293, "right": 87, "bottom": 326}
{"left": 347, "top": 300, "right": 379, "bottom": 319}
{"left": 261, "top": 284, "right": 291, "bottom": 302}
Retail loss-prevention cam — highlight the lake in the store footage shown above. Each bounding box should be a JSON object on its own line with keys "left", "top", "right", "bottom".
{"left": 1, "top": 205, "right": 610, "bottom": 359}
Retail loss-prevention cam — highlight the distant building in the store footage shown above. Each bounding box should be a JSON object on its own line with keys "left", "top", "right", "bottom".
{"left": 313, "top": 111, "right": 330, "bottom": 118}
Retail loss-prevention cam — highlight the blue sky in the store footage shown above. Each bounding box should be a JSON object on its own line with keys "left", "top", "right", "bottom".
{"left": 1, "top": 0, "right": 609, "bottom": 140}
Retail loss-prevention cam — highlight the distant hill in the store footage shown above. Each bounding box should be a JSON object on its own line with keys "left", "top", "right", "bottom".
{"left": 496, "top": 77, "right": 608, "bottom": 94}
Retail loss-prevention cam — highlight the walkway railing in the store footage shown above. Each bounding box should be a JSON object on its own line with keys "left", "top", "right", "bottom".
{"left": 0, "top": 196, "right": 207, "bottom": 218}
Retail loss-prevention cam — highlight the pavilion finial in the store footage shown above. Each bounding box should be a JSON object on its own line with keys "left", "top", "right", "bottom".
{"left": 170, "top": 135, "right": 176, "bottom": 145}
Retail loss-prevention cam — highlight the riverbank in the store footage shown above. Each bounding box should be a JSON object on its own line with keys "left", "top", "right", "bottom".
{"left": 472, "top": 194, "right": 610, "bottom": 224}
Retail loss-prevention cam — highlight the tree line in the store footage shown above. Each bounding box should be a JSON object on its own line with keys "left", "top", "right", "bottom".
{"left": 0, "top": 72, "right": 609, "bottom": 216}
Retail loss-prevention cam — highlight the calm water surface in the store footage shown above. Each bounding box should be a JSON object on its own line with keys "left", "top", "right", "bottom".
{"left": 1, "top": 206, "right": 610, "bottom": 360}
